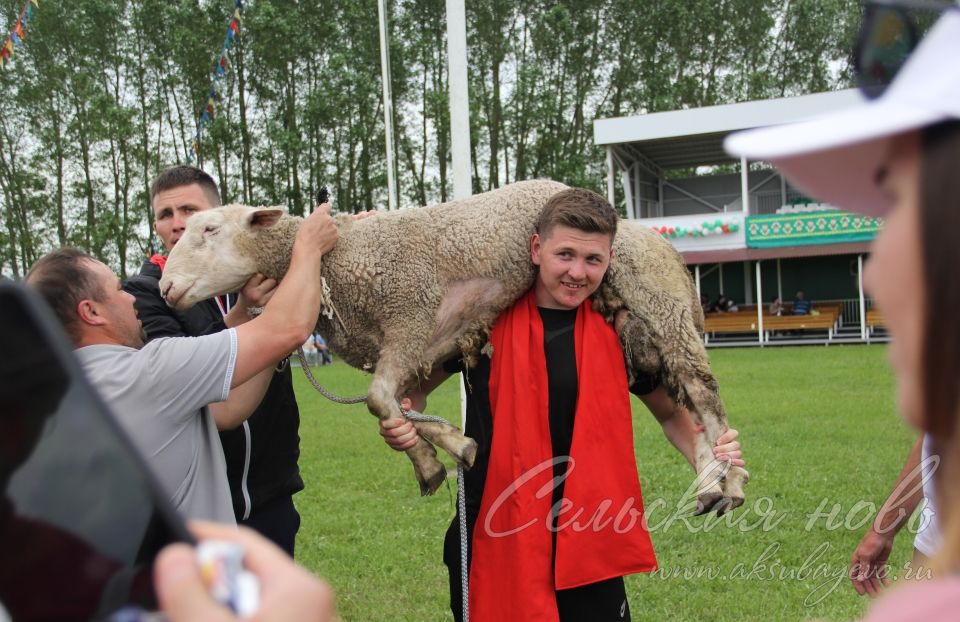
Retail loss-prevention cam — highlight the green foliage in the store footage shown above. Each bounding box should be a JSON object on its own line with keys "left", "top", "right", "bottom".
{"left": 0, "top": 0, "right": 863, "bottom": 276}
{"left": 293, "top": 345, "right": 908, "bottom": 621}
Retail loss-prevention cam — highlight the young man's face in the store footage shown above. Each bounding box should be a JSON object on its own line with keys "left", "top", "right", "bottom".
{"left": 530, "top": 225, "right": 613, "bottom": 310}
{"left": 152, "top": 183, "right": 218, "bottom": 251}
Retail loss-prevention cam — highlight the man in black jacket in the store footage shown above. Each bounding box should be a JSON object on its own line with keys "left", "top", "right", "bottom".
{"left": 124, "top": 165, "right": 304, "bottom": 556}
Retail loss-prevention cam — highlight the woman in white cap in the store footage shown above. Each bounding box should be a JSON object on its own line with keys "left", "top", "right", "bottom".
{"left": 727, "top": 1, "right": 960, "bottom": 619}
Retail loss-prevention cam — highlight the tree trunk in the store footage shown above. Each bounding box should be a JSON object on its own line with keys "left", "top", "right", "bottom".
{"left": 236, "top": 37, "right": 253, "bottom": 204}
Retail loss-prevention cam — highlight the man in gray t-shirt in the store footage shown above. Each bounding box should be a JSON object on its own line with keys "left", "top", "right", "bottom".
{"left": 25, "top": 204, "right": 338, "bottom": 523}
{"left": 77, "top": 330, "right": 238, "bottom": 522}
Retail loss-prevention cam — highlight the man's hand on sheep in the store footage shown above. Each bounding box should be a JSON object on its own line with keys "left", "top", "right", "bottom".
{"left": 295, "top": 203, "right": 339, "bottom": 257}
{"left": 224, "top": 273, "right": 279, "bottom": 327}
{"left": 379, "top": 395, "right": 424, "bottom": 451}
{"left": 707, "top": 427, "right": 744, "bottom": 467}
{"left": 240, "top": 273, "right": 279, "bottom": 307}
{"left": 351, "top": 210, "right": 378, "bottom": 221}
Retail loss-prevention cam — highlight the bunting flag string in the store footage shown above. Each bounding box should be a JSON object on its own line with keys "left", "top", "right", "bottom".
{"left": 186, "top": 0, "right": 245, "bottom": 165}
{"left": 653, "top": 218, "right": 741, "bottom": 239}
{"left": 1, "top": 0, "right": 39, "bottom": 70}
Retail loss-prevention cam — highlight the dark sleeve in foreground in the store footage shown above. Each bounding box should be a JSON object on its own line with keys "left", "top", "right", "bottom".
{"left": 441, "top": 357, "right": 463, "bottom": 375}
{"left": 629, "top": 369, "right": 661, "bottom": 397}
{"left": 124, "top": 273, "right": 189, "bottom": 340}
{"left": 123, "top": 272, "right": 226, "bottom": 340}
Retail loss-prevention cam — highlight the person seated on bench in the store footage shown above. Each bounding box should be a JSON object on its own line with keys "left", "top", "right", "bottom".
{"left": 715, "top": 295, "right": 738, "bottom": 313}
{"left": 792, "top": 291, "right": 811, "bottom": 315}
{"left": 769, "top": 296, "right": 784, "bottom": 316}
{"left": 701, "top": 293, "right": 716, "bottom": 314}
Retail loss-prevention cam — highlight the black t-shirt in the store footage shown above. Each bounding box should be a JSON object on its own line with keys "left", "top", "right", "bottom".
{"left": 442, "top": 307, "right": 660, "bottom": 516}
{"left": 541, "top": 308, "right": 579, "bottom": 467}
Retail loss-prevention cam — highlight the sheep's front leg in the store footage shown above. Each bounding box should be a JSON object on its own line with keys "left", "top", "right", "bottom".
{"left": 616, "top": 309, "right": 748, "bottom": 515}
{"left": 684, "top": 376, "right": 749, "bottom": 515}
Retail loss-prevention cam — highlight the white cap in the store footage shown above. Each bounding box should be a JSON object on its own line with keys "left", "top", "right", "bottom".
{"left": 725, "top": 10, "right": 960, "bottom": 216}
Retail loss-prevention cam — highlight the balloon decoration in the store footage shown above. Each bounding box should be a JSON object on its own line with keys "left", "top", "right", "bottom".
{"left": 652, "top": 219, "right": 740, "bottom": 239}
{"left": 187, "top": 0, "right": 245, "bottom": 165}
{"left": 1, "top": 1, "right": 39, "bottom": 70}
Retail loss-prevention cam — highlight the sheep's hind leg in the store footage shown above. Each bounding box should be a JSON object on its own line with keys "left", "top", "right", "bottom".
{"left": 616, "top": 311, "right": 724, "bottom": 513}
{"left": 408, "top": 419, "right": 478, "bottom": 470}
{"left": 368, "top": 372, "right": 447, "bottom": 496}
{"left": 616, "top": 307, "right": 747, "bottom": 516}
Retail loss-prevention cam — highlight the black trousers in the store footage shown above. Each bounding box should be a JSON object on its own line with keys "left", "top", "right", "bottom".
{"left": 239, "top": 495, "right": 301, "bottom": 557}
{"left": 444, "top": 516, "right": 631, "bottom": 622}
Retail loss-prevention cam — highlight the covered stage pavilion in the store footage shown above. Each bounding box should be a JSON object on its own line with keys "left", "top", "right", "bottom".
{"left": 593, "top": 90, "right": 887, "bottom": 346}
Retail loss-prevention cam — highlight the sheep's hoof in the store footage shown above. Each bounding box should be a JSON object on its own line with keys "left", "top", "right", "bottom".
{"left": 418, "top": 463, "right": 448, "bottom": 496}
{"left": 693, "top": 490, "right": 723, "bottom": 516}
{"left": 712, "top": 498, "right": 733, "bottom": 517}
{"left": 407, "top": 438, "right": 447, "bottom": 496}
{"left": 723, "top": 494, "right": 745, "bottom": 514}
{"left": 456, "top": 437, "right": 478, "bottom": 470}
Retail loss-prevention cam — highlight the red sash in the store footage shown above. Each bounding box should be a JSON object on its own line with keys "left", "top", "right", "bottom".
{"left": 468, "top": 290, "right": 657, "bottom": 622}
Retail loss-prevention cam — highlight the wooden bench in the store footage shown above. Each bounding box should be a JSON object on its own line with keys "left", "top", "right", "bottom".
{"left": 703, "top": 304, "right": 842, "bottom": 343}
{"left": 703, "top": 312, "right": 762, "bottom": 342}
{"left": 866, "top": 309, "right": 886, "bottom": 341}
{"left": 762, "top": 307, "right": 840, "bottom": 341}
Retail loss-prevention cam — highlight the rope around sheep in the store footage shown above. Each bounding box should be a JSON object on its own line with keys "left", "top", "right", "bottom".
{"left": 294, "top": 355, "right": 469, "bottom": 620}
{"left": 294, "top": 347, "right": 368, "bottom": 404}
{"left": 401, "top": 409, "right": 470, "bottom": 622}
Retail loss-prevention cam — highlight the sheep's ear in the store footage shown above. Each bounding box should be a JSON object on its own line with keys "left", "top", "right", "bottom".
{"left": 248, "top": 208, "right": 284, "bottom": 230}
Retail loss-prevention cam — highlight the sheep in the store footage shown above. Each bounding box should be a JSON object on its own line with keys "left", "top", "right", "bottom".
{"left": 159, "top": 180, "right": 748, "bottom": 514}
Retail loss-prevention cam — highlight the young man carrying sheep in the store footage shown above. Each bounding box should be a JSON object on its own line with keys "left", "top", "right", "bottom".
{"left": 122, "top": 165, "right": 305, "bottom": 556}
{"left": 380, "top": 188, "right": 744, "bottom": 622}
{"left": 24, "top": 205, "right": 338, "bottom": 524}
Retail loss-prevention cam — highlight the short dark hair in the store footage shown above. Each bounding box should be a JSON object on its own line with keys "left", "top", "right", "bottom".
{"left": 536, "top": 187, "right": 618, "bottom": 240}
{"left": 922, "top": 121, "right": 960, "bottom": 439}
{"left": 25, "top": 248, "right": 104, "bottom": 344}
{"left": 919, "top": 120, "right": 960, "bottom": 570}
{"left": 150, "top": 165, "right": 221, "bottom": 206}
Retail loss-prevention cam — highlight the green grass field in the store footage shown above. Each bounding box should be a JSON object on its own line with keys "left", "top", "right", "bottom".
{"left": 291, "top": 345, "right": 915, "bottom": 621}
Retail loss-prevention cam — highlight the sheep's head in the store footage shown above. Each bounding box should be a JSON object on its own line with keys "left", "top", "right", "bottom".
{"left": 159, "top": 204, "right": 285, "bottom": 310}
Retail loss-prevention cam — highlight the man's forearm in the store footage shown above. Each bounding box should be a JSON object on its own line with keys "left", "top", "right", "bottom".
{"left": 660, "top": 415, "right": 699, "bottom": 469}
{"left": 223, "top": 303, "right": 254, "bottom": 329}
{"left": 640, "top": 387, "right": 698, "bottom": 469}
{"left": 232, "top": 247, "right": 325, "bottom": 385}
{"left": 210, "top": 365, "right": 275, "bottom": 430}
{"left": 873, "top": 436, "right": 925, "bottom": 535}
{"left": 258, "top": 246, "right": 323, "bottom": 341}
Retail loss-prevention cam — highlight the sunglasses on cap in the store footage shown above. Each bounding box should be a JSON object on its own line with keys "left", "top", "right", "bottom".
{"left": 854, "top": 0, "right": 956, "bottom": 99}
